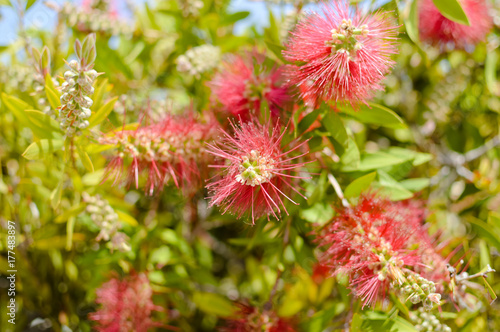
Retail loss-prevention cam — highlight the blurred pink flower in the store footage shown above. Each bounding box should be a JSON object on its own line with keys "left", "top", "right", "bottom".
{"left": 89, "top": 273, "right": 160, "bottom": 332}
{"left": 314, "top": 194, "right": 424, "bottom": 307}
{"left": 208, "top": 53, "right": 290, "bottom": 120}
{"left": 419, "top": 0, "right": 492, "bottom": 48}
{"left": 219, "top": 303, "right": 296, "bottom": 332}
{"left": 283, "top": 0, "right": 399, "bottom": 106}
{"left": 206, "top": 119, "right": 311, "bottom": 224}
{"left": 100, "top": 113, "right": 217, "bottom": 195}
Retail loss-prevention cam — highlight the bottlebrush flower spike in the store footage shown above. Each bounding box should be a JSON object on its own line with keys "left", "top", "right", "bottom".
{"left": 283, "top": 0, "right": 399, "bottom": 106}
{"left": 419, "top": 0, "right": 492, "bottom": 48}
{"left": 315, "top": 193, "right": 438, "bottom": 308}
{"left": 208, "top": 53, "right": 290, "bottom": 120}
{"left": 206, "top": 119, "right": 311, "bottom": 224}
{"left": 89, "top": 273, "right": 161, "bottom": 332}
{"left": 219, "top": 303, "right": 296, "bottom": 332}
{"left": 99, "top": 113, "right": 217, "bottom": 195}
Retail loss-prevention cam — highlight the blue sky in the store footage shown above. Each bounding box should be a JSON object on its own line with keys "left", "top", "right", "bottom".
{"left": 0, "top": 0, "right": 302, "bottom": 46}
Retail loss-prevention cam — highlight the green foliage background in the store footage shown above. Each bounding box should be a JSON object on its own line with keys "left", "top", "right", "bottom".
{"left": 0, "top": 0, "right": 499, "bottom": 331}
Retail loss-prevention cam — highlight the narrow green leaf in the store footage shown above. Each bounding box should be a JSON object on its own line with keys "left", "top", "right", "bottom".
{"left": 399, "top": 178, "right": 430, "bottom": 192}
{"left": 467, "top": 217, "right": 500, "bottom": 249}
{"left": 192, "top": 292, "right": 236, "bottom": 317}
{"left": 45, "top": 74, "right": 61, "bottom": 112}
{"left": 265, "top": 40, "right": 285, "bottom": 62}
{"left": 77, "top": 147, "right": 94, "bottom": 172}
{"left": 91, "top": 78, "right": 108, "bottom": 112}
{"left": 298, "top": 109, "right": 320, "bottom": 135}
{"left": 375, "top": 170, "right": 414, "bottom": 201}
{"left": 485, "top": 51, "right": 499, "bottom": 96}
{"left": 340, "top": 137, "right": 360, "bottom": 171}
{"left": 55, "top": 203, "right": 86, "bottom": 223}
{"left": 340, "top": 103, "right": 406, "bottom": 129}
{"left": 88, "top": 96, "right": 118, "bottom": 128}
{"left": 221, "top": 11, "right": 250, "bottom": 25}
{"left": 22, "top": 139, "right": 64, "bottom": 160}
{"left": 50, "top": 178, "right": 64, "bottom": 209}
{"left": 116, "top": 210, "right": 139, "bottom": 227}
{"left": 322, "top": 111, "right": 348, "bottom": 147}
{"left": 432, "top": 0, "right": 469, "bottom": 25}
{"left": 405, "top": 0, "right": 420, "bottom": 44}
{"left": 1, "top": 92, "right": 34, "bottom": 127}
{"left": 344, "top": 172, "right": 377, "bottom": 198}
{"left": 26, "top": 0, "right": 37, "bottom": 10}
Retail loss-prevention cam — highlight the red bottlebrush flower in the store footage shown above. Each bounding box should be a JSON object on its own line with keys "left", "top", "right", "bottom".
{"left": 419, "top": 0, "right": 492, "bottom": 48}
{"left": 99, "top": 113, "right": 217, "bottom": 195}
{"left": 208, "top": 53, "right": 290, "bottom": 120}
{"left": 206, "top": 119, "right": 311, "bottom": 223}
{"left": 283, "top": 0, "right": 399, "bottom": 106}
{"left": 89, "top": 273, "right": 161, "bottom": 332}
{"left": 315, "top": 194, "right": 423, "bottom": 307}
{"left": 219, "top": 304, "right": 296, "bottom": 332}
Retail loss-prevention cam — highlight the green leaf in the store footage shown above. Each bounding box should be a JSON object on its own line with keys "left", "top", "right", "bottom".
{"left": 22, "top": 139, "right": 64, "bottom": 160}
{"left": 300, "top": 203, "right": 334, "bottom": 224}
{"left": 50, "top": 177, "right": 64, "bottom": 209}
{"left": 77, "top": 147, "right": 94, "bottom": 172}
{"left": 340, "top": 103, "right": 406, "bottom": 129}
{"left": 55, "top": 203, "right": 86, "bottom": 223}
{"left": 116, "top": 210, "right": 139, "bottom": 227}
{"left": 322, "top": 111, "right": 348, "bottom": 148}
{"left": 467, "top": 216, "right": 500, "bottom": 249}
{"left": 485, "top": 50, "right": 499, "bottom": 96}
{"left": 1, "top": 92, "right": 34, "bottom": 127}
{"left": 26, "top": 0, "right": 37, "bottom": 10}
{"left": 298, "top": 108, "right": 320, "bottom": 135}
{"left": 432, "top": 0, "right": 469, "bottom": 25}
{"left": 265, "top": 40, "right": 285, "bottom": 62}
{"left": 221, "top": 11, "right": 250, "bottom": 25}
{"left": 192, "top": 292, "right": 236, "bottom": 317}
{"left": 344, "top": 172, "right": 377, "bottom": 198}
{"left": 405, "top": 0, "right": 420, "bottom": 44}
{"left": 45, "top": 74, "right": 61, "bottom": 112}
{"left": 92, "top": 78, "right": 108, "bottom": 112}
{"left": 375, "top": 170, "right": 414, "bottom": 201}
{"left": 340, "top": 137, "right": 360, "bottom": 171}
{"left": 354, "top": 151, "right": 413, "bottom": 172}
{"left": 88, "top": 96, "right": 118, "bottom": 128}
{"left": 399, "top": 178, "right": 430, "bottom": 192}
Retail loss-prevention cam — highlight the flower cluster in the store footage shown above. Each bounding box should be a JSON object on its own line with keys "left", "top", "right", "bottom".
{"left": 419, "top": 0, "right": 492, "bottom": 49}
{"left": 283, "top": 0, "right": 399, "bottom": 106}
{"left": 315, "top": 194, "right": 441, "bottom": 308}
{"left": 49, "top": 0, "right": 133, "bottom": 36}
{"left": 206, "top": 119, "right": 310, "bottom": 223}
{"left": 220, "top": 304, "right": 296, "bottom": 332}
{"left": 100, "top": 112, "right": 217, "bottom": 194}
{"left": 58, "top": 34, "right": 100, "bottom": 136}
{"left": 89, "top": 273, "right": 160, "bottom": 332}
{"left": 176, "top": 44, "right": 221, "bottom": 77}
{"left": 82, "top": 192, "right": 131, "bottom": 252}
{"left": 208, "top": 53, "right": 290, "bottom": 120}
{"left": 410, "top": 307, "right": 452, "bottom": 332}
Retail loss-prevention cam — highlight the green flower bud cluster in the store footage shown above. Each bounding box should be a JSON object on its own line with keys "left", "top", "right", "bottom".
{"left": 176, "top": 45, "right": 221, "bottom": 78}
{"left": 178, "top": 0, "right": 204, "bottom": 17}
{"left": 54, "top": 1, "right": 134, "bottom": 36}
{"left": 399, "top": 271, "right": 441, "bottom": 310}
{"left": 82, "top": 192, "right": 131, "bottom": 252}
{"left": 410, "top": 307, "right": 452, "bottom": 332}
{"left": 59, "top": 34, "right": 100, "bottom": 137}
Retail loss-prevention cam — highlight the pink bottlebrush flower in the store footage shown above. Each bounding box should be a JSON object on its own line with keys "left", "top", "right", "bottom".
{"left": 89, "top": 273, "right": 161, "bottom": 332}
{"left": 99, "top": 113, "right": 217, "bottom": 195}
{"left": 315, "top": 194, "right": 423, "bottom": 307}
{"left": 206, "top": 119, "right": 311, "bottom": 223}
{"left": 219, "top": 304, "right": 296, "bottom": 332}
{"left": 283, "top": 0, "right": 399, "bottom": 106}
{"left": 208, "top": 53, "right": 290, "bottom": 120}
{"left": 419, "top": 0, "right": 492, "bottom": 48}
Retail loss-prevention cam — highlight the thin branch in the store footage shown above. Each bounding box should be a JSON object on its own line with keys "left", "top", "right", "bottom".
{"left": 328, "top": 173, "right": 350, "bottom": 208}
